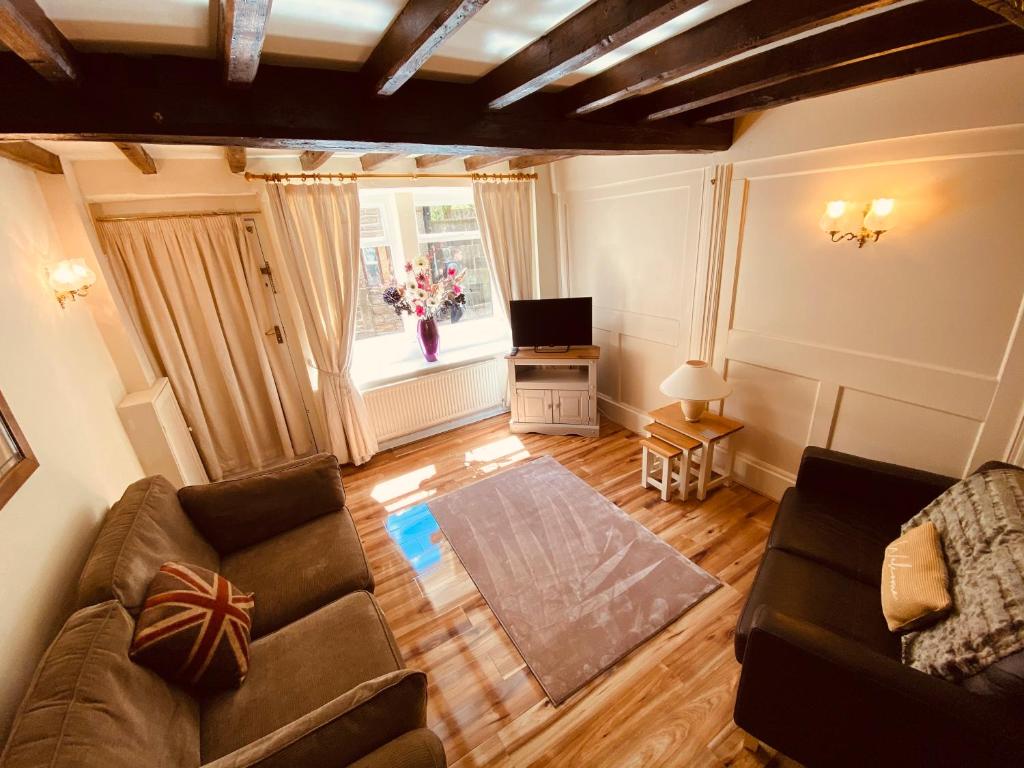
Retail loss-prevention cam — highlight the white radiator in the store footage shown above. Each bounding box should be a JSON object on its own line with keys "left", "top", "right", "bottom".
{"left": 364, "top": 358, "right": 508, "bottom": 446}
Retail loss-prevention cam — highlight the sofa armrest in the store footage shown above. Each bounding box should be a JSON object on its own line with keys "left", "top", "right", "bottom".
{"left": 347, "top": 729, "right": 446, "bottom": 768}
{"left": 795, "top": 447, "right": 957, "bottom": 522}
{"left": 736, "top": 606, "right": 1024, "bottom": 767}
{"left": 179, "top": 454, "right": 346, "bottom": 554}
{"left": 201, "top": 669, "right": 429, "bottom": 768}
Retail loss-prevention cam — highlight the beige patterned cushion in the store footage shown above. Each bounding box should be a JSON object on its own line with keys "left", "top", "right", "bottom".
{"left": 881, "top": 521, "right": 951, "bottom": 632}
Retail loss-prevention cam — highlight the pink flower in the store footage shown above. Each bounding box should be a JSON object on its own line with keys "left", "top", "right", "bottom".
{"left": 448, "top": 266, "right": 456, "bottom": 276}
{"left": 404, "top": 263, "right": 414, "bottom": 272}
{"left": 452, "top": 285, "right": 462, "bottom": 295}
{"left": 415, "top": 305, "right": 425, "bottom": 317}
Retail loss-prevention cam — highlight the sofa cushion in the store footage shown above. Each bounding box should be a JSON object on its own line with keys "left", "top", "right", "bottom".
{"left": 0, "top": 601, "right": 200, "bottom": 768}
{"left": 220, "top": 510, "right": 373, "bottom": 638}
{"left": 736, "top": 549, "right": 900, "bottom": 663}
{"left": 767, "top": 487, "right": 899, "bottom": 587}
{"left": 200, "top": 590, "right": 405, "bottom": 763}
{"left": 880, "top": 521, "right": 951, "bottom": 633}
{"left": 78, "top": 476, "right": 220, "bottom": 614}
{"left": 178, "top": 453, "right": 346, "bottom": 555}
{"left": 131, "top": 562, "right": 254, "bottom": 692}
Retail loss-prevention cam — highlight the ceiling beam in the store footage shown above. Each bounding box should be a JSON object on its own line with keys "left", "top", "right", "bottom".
{"left": 219, "top": 0, "right": 273, "bottom": 85}
{"left": 0, "top": 0, "right": 79, "bottom": 83}
{"left": 0, "top": 140, "right": 62, "bottom": 173}
{"left": 0, "top": 53, "right": 734, "bottom": 155}
{"left": 114, "top": 142, "right": 157, "bottom": 174}
{"left": 464, "top": 155, "right": 510, "bottom": 171}
{"left": 299, "top": 150, "right": 332, "bottom": 170}
{"left": 362, "top": 0, "right": 489, "bottom": 96}
{"left": 508, "top": 155, "right": 567, "bottom": 170}
{"left": 415, "top": 154, "right": 455, "bottom": 168}
{"left": 225, "top": 146, "right": 246, "bottom": 173}
{"left": 625, "top": 0, "right": 1006, "bottom": 122}
{"left": 558, "top": 0, "right": 901, "bottom": 115}
{"left": 971, "top": 0, "right": 1024, "bottom": 27}
{"left": 360, "top": 153, "right": 401, "bottom": 171}
{"left": 685, "top": 25, "right": 1024, "bottom": 124}
{"left": 476, "top": 0, "right": 705, "bottom": 109}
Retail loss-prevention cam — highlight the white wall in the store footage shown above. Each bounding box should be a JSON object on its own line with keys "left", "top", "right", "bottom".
{"left": 0, "top": 161, "right": 143, "bottom": 740}
{"left": 552, "top": 55, "right": 1024, "bottom": 499}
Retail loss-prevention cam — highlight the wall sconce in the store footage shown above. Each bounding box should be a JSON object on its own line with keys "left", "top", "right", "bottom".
{"left": 819, "top": 198, "right": 895, "bottom": 247}
{"left": 47, "top": 259, "right": 97, "bottom": 308}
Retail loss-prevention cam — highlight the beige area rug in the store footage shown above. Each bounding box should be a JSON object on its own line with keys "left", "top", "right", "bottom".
{"left": 428, "top": 455, "right": 720, "bottom": 704}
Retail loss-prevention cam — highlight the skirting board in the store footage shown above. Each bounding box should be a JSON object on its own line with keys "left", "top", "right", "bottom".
{"left": 378, "top": 405, "right": 510, "bottom": 451}
{"left": 597, "top": 394, "right": 794, "bottom": 502}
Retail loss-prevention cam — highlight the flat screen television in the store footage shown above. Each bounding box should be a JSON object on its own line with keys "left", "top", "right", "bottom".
{"left": 509, "top": 297, "right": 592, "bottom": 349}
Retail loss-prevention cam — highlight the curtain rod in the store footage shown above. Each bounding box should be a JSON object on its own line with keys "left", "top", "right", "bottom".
{"left": 94, "top": 210, "right": 262, "bottom": 222}
{"left": 243, "top": 171, "right": 537, "bottom": 182}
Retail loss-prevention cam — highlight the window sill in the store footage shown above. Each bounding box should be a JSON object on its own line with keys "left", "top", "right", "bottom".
{"left": 353, "top": 318, "right": 510, "bottom": 391}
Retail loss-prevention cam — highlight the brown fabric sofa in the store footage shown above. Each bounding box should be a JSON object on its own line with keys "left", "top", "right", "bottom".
{"left": 0, "top": 454, "right": 446, "bottom": 768}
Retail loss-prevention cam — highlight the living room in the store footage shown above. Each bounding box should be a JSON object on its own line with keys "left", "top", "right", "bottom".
{"left": 1, "top": 1, "right": 1023, "bottom": 767}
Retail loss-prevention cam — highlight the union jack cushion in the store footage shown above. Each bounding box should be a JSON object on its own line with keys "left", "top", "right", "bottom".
{"left": 130, "top": 562, "right": 255, "bottom": 692}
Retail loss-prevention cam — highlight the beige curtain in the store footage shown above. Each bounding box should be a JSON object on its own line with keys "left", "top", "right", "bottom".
{"left": 265, "top": 180, "right": 378, "bottom": 466}
{"left": 99, "top": 215, "right": 309, "bottom": 480}
{"left": 472, "top": 178, "right": 536, "bottom": 311}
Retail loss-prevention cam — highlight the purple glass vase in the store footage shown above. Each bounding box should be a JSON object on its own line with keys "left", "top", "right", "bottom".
{"left": 417, "top": 317, "right": 440, "bottom": 362}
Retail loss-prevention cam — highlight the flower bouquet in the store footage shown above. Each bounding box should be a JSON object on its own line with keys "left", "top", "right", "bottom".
{"left": 382, "top": 255, "right": 466, "bottom": 362}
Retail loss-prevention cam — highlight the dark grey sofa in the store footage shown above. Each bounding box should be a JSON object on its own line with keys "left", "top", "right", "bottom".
{"left": 734, "top": 447, "right": 1024, "bottom": 767}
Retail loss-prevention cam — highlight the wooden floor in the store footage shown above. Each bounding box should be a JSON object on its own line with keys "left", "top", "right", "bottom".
{"left": 342, "top": 415, "right": 784, "bottom": 768}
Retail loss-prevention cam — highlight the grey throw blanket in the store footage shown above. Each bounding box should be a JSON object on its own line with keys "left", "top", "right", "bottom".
{"left": 901, "top": 468, "right": 1024, "bottom": 682}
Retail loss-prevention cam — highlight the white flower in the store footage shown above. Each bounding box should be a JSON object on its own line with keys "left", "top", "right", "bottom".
{"left": 412, "top": 255, "right": 431, "bottom": 274}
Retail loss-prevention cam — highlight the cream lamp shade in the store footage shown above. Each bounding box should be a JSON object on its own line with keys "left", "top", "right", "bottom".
{"left": 659, "top": 360, "right": 732, "bottom": 422}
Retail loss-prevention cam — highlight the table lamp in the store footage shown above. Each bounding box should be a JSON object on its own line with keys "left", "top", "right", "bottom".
{"left": 659, "top": 360, "right": 732, "bottom": 422}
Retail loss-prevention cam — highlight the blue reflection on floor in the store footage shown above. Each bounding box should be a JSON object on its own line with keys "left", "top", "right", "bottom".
{"left": 386, "top": 503, "right": 442, "bottom": 574}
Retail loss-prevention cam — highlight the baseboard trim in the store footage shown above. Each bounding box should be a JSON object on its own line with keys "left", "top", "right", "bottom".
{"left": 597, "top": 394, "right": 794, "bottom": 501}
{"left": 378, "top": 406, "right": 511, "bottom": 451}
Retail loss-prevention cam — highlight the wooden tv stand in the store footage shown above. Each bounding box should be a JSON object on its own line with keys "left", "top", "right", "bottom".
{"left": 506, "top": 346, "right": 600, "bottom": 437}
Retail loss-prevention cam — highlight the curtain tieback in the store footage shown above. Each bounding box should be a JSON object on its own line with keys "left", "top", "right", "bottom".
{"left": 309, "top": 361, "right": 353, "bottom": 389}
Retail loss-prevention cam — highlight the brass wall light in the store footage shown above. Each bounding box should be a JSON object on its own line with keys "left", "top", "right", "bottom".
{"left": 47, "top": 259, "right": 97, "bottom": 308}
{"left": 819, "top": 198, "right": 895, "bottom": 247}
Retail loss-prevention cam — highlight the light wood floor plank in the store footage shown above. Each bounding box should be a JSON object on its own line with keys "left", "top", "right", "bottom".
{"left": 342, "top": 415, "right": 780, "bottom": 767}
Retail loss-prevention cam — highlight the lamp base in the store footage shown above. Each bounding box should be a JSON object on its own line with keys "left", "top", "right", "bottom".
{"left": 680, "top": 399, "right": 707, "bottom": 422}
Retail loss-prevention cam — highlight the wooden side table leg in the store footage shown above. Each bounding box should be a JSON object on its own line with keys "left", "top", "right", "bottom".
{"left": 659, "top": 454, "right": 670, "bottom": 502}
{"left": 641, "top": 445, "right": 650, "bottom": 489}
{"left": 698, "top": 442, "right": 715, "bottom": 501}
{"left": 680, "top": 450, "right": 691, "bottom": 501}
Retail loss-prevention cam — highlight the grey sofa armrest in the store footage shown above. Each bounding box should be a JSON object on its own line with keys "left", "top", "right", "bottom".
{"left": 736, "top": 606, "right": 1024, "bottom": 767}
{"left": 201, "top": 669, "right": 431, "bottom": 768}
{"left": 795, "top": 447, "right": 957, "bottom": 525}
{"left": 179, "top": 453, "right": 346, "bottom": 554}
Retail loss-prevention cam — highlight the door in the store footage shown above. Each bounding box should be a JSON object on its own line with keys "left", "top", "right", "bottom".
{"left": 554, "top": 389, "right": 588, "bottom": 425}
{"left": 516, "top": 389, "right": 552, "bottom": 423}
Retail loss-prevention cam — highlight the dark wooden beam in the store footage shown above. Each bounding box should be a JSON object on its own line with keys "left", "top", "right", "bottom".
{"left": 360, "top": 153, "right": 401, "bottom": 170}
{"left": 476, "top": 0, "right": 705, "bottom": 109}
{"left": 415, "top": 154, "right": 455, "bottom": 168}
{"left": 625, "top": 0, "right": 1006, "bottom": 122}
{"left": 299, "top": 150, "right": 332, "bottom": 170}
{"left": 0, "top": 140, "right": 62, "bottom": 173}
{"left": 114, "top": 142, "right": 157, "bottom": 174}
{"left": 971, "top": 0, "right": 1024, "bottom": 27}
{"left": 686, "top": 25, "right": 1024, "bottom": 124}
{"left": 219, "top": 0, "right": 272, "bottom": 85}
{"left": 0, "top": 53, "right": 734, "bottom": 155}
{"left": 225, "top": 146, "right": 246, "bottom": 173}
{"left": 0, "top": 0, "right": 79, "bottom": 83}
{"left": 558, "top": 0, "right": 901, "bottom": 115}
{"left": 362, "top": 0, "right": 488, "bottom": 96}
{"left": 464, "top": 155, "right": 510, "bottom": 171}
{"left": 508, "top": 155, "right": 567, "bottom": 170}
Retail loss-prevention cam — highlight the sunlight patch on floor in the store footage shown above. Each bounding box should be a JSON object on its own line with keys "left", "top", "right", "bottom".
{"left": 371, "top": 464, "right": 436, "bottom": 503}
{"left": 464, "top": 436, "right": 531, "bottom": 472}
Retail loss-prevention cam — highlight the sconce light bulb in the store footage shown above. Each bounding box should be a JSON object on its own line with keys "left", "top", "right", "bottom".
{"left": 825, "top": 200, "right": 847, "bottom": 219}
{"left": 870, "top": 198, "right": 895, "bottom": 217}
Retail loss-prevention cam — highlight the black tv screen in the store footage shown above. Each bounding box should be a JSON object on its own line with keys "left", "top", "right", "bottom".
{"left": 509, "top": 298, "right": 592, "bottom": 348}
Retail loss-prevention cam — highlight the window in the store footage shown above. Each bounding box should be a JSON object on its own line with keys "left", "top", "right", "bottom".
{"left": 0, "top": 387, "right": 38, "bottom": 511}
{"left": 352, "top": 189, "right": 509, "bottom": 387}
